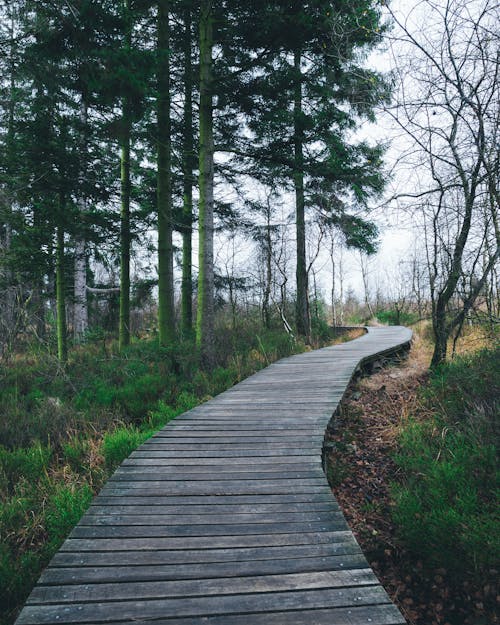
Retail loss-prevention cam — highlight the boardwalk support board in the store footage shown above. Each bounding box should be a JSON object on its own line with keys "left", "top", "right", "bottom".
{"left": 16, "top": 326, "right": 411, "bottom": 625}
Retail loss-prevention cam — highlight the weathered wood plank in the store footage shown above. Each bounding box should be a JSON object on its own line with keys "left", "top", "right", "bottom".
{"left": 58, "top": 529, "right": 355, "bottom": 552}
{"left": 28, "top": 569, "right": 379, "bottom": 604}
{"left": 17, "top": 586, "right": 392, "bottom": 623}
{"left": 38, "top": 554, "right": 370, "bottom": 586}
{"left": 86, "top": 501, "right": 339, "bottom": 515}
{"left": 91, "top": 492, "right": 334, "bottom": 506}
{"left": 109, "top": 470, "right": 324, "bottom": 481}
{"left": 79, "top": 511, "right": 343, "bottom": 526}
{"left": 69, "top": 519, "right": 347, "bottom": 539}
{"left": 50, "top": 539, "right": 361, "bottom": 567}
{"left": 73, "top": 604, "right": 405, "bottom": 625}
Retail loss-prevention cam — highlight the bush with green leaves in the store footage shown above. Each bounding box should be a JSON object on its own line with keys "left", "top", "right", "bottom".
{"left": 376, "top": 309, "right": 419, "bottom": 326}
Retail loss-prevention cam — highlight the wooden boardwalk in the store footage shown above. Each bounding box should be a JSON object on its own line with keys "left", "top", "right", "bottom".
{"left": 16, "top": 326, "right": 412, "bottom": 625}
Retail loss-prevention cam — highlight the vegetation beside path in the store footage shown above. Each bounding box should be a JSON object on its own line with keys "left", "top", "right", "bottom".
{"left": 327, "top": 324, "right": 499, "bottom": 625}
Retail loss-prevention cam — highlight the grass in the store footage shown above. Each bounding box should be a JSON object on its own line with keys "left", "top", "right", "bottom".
{"left": 0, "top": 321, "right": 332, "bottom": 625}
{"left": 392, "top": 345, "right": 499, "bottom": 578}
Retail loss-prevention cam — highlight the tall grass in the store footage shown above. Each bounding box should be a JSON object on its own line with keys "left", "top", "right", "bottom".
{"left": 392, "top": 347, "right": 499, "bottom": 577}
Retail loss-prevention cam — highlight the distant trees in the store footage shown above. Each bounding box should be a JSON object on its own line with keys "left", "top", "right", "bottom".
{"left": 387, "top": 0, "right": 500, "bottom": 366}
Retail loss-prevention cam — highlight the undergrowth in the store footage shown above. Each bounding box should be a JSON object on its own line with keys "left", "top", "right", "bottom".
{"left": 393, "top": 346, "right": 500, "bottom": 579}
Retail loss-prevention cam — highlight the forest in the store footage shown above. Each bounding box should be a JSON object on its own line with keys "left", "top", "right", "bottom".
{"left": 0, "top": 0, "right": 498, "bottom": 624}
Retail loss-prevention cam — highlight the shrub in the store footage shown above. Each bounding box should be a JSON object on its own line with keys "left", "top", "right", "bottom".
{"left": 0, "top": 444, "right": 52, "bottom": 495}
{"left": 61, "top": 437, "right": 89, "bottom": 473}
{"left": 45, "top": 484, "right": 93, "bottom": 551}
{"left": 376, "top": 309, "right": 419, "bottom": 326}
{"left": 102, "top": 427, "right": 153, "bottom": 469}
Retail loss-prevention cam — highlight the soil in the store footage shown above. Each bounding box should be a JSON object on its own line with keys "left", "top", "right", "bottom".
{"left": 325, "top": 346, "right": 499, "bottom": 625}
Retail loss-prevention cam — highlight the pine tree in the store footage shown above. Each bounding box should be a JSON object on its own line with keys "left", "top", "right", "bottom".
{"left": 240, "top": 0, "right": 389, "bottom": 339}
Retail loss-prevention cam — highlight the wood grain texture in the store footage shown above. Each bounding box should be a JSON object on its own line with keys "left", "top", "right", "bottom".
{"left": 16, "top": 326, "right": 411, "bottom": 625}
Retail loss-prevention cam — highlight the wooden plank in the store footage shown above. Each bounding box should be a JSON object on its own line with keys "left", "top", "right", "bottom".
{"left": 50, "top": 539, "right": 361, "bottom": 567}
{"left": 28, "top": 569, "right": 379, "bottom": 604}
{"left": 128, "top": 449, "right": 322, "bottom": 458}
{"left": 119, "top": 460, "right": 322, "bottom": 471}
{"left": 98, "top": 480, "right": 331, "bottom": 496}
{"left": 109, "top": 470, "right": 324, "bottom": 482}
{"left": 79, "top": 511, "right": 343, "bottom": 526}
{"left": 153, "top": 430, "right": 321, "bottom": 437}
{"left": 69, "top": 519, "right": 348, "bottom": 539}
{"left": 98, "top": 485, "right": 332, "bottom": 497}
{"left": 59, "top": 530, "right": 354, "bottom": 552}
{"left": 125, "top": 455, "right": 322, "bottom": 465}
{"left": 86, "top": 502, "right": 339, "bottom": 515}
{"left": 74, "top": 604, "right": 405, "bottom": 625}
{"left": 38, "top": 554, "right": 369, "bottom": 586}
{"left": 92, "top": 493, "right": 335, "bottom": 506}
{"left": 16, "top": 586, "right": 392, "bottom": 624}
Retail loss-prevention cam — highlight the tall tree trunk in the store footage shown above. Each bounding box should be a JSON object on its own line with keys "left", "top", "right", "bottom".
{"left": 263, "top": 208, "right": 272, "bottom": 329}
{"left": 181, "top": 5, "right": 194, "bottom": 338}
{"left": 330, "top": 243, "right": 336, "bottom": 327}
{"left": 431, "top": 297, "right": 447, "bottom": 368}
{"left": 157, "top": 0, "right": 175, "bottom": 346}
{"left": 73, "top": 100, "right": 89, "bottom": 341}
{"left": 196, "top": 0, "right": 215, "bottom": 366}
{"left": 56, "top": 223, "right": 67, "bottom": 362}
{"left": 293, "top": 49, "right": 309, "bottom": 340}
{"left": 2, "top": 12, "right": 16, "bottom": 335}
{"left": 119, "top": 0, "right": 132, "bottom": 351}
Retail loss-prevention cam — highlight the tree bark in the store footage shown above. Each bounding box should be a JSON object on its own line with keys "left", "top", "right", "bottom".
{"left": 73, "top": 100, "right": 89, "bottom": 341}
{"left": 119, "top": 0, "right": 132, "bottom": 351}
{"left": 263, "top": 208, "right": 272, "bottom": 329}
{"left": 181, "top": 5, "right": 194, "bottom": 338}
{"left": 293, "top": 49, "right": 310, "bottom": 341}
{"left": 157, "top": 0, "right": 175, "bottom": 345}
{"left": 56, "top": 223, "right": 67, "bottom": 362}
{"left": 196, "top": 0, "right": 215, "bottom": 366}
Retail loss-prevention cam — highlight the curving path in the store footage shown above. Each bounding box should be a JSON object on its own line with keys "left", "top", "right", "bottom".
{"left": 16, "top": 326, "right": 412, "bottom": 625}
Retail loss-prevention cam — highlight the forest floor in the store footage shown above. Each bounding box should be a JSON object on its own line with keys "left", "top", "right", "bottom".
{"left": 326, "top": 329, "right": 499, "bottom": 625}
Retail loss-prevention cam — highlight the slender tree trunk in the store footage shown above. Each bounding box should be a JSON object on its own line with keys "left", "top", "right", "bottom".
{"left": 119, "top": 101, "right": 131, "bottom": 349}
{"left": 56, "top": 223, "right": 67, "bottom": 362}
{"left": 196, "top": 0, "right": 215, "bottom": 366}
{"left": 32, "top": 208, "right": 46, "bottom": 339}
{"left": 431, "top": 298, "right": 448, "bottom": 367}
{"left": 360, "top": 253, "right": 374, "bottom": 318}
{"left": 157, "top": 0, "right": 175, "bottom": 346}
{"left": 73, "top": 100, "right": 89, "bottom": 341}
{"left": 2, "top": 14, "right": 16, "bottom": 333}
{"left": 181, "top": 5, "right": 194, "bottom": 338}
{"left": 119, "top": 0, "right": 132, "bottom": 351}
{"left": 293, "top": 49, "right": 309, "bottom": 341}
{"left": 263, "top": 210, "right": 272, "bottom": 329}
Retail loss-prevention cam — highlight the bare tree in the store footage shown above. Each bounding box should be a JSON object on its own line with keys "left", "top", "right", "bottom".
{"left": 387, "top": 0, "right": 500, "bottom": 366}
{"left": 359, "top": 252, "right": 375, "bottom": 319}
